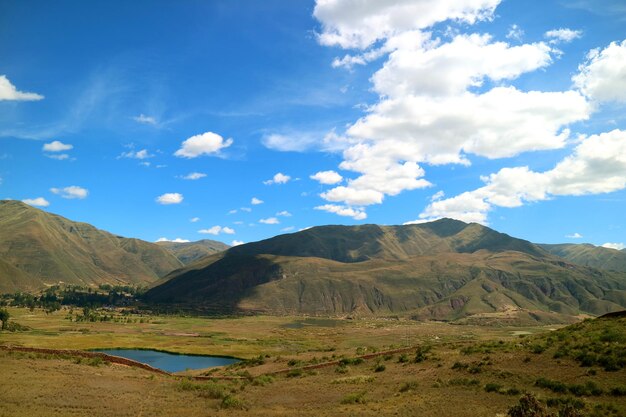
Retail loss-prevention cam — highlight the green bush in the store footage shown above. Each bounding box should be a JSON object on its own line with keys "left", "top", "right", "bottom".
{"left": 341, "top": 391, "right": 367, "bottom": 404}
{"left": 399, "top": 381, "right": 418, "bottom": 392}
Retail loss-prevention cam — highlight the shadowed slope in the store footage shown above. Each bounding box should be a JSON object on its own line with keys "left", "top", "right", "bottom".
{"left": 156, "top": 239, "right": 230, "bottom": 265}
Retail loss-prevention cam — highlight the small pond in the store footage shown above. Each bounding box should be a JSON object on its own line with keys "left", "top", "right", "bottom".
{"left": 93, "top": 349, "right": 239, "bottom": 373}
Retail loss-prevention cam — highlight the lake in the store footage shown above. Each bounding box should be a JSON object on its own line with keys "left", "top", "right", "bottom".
{"left": 93, "top": 349, "right": 239, "bottom": 373}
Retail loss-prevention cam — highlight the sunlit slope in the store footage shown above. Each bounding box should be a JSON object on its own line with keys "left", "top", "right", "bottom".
{"left": 156, "top": 239, "right": 230, "bottom": 265}
{"left": 146, "top": 219, "right": 626, "bottom": 322}
{"left": 540, "top": 243, "right": 626, "bottom": 272}
{"left": 0, "top": 200, "right": 183, "bottom": 292}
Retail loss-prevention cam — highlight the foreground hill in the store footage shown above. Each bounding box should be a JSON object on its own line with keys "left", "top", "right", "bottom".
{"left": 0, "top": 200, "right": 183, "bottom": 292}
{"left": 157, "top": 239, "right": 230, "bottom": 265}
{"left": 539, "top": 243, "right": 626, "bottom": 272}
{"left": 145, "top": 220, "right": 626, "bottom": 322}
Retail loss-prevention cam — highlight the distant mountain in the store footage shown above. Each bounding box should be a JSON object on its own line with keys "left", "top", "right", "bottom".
{"left": 0, "top": 200, "right": 183, "bottom": 293}
{"left": 145, "top": 219, "right": 626, "bottom": 323}
{"left": 539, "top": 243, "right": 626, "bottom": 273}
{"left": 157, "top": 239, "right": 230, "bottom": 265}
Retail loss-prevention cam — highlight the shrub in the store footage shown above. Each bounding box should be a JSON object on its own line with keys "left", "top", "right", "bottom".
{"left": 251, "top": 375, "right": 274, "bottom": 386}
{"left": 485, "top": 383, "right": 503, "bottom": 393}
{"left": 341, "top": 391, "right": 367, "bottom": 404}
{"left": 220, "top": 395, "right": 245, "bottom": 409}
{"left": 374, "top": 363, "right": 386, "bottom": 372}
{"left": 286, "top": 369, "right": 303, "bottom": 378}
{"left": 399, "top": 381, "right": 418, "bottom": 392}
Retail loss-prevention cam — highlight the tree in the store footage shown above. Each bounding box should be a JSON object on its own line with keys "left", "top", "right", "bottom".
{"left": 508, "top": 394, "right": 550, "bottom": 417}
{"left": 0, "top": 308, "right": 10, "bottom": 330}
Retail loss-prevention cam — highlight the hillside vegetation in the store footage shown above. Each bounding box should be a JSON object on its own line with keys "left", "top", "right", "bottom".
{"left": 145, "top": 220, "right": 626, "bottom": 322}
{"left": 0, "top": 200, "right": 183, "bottom": 292}
{"left": 157, "top": 239, "right": 230, "bottom": 265}
{"left": 540, "top": 244, "right": 626, "bottom": 273}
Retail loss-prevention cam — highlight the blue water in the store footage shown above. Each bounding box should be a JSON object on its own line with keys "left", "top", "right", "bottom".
{"left": 93, "top": 349, "right": 239, "bottom": 373}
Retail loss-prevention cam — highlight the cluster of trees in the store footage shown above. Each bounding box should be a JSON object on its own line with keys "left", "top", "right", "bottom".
{"left": 3, "top": 284, "right": 145, "bottom": 312}
{"left": 0, "top": 308, "right": 9, "bottom": 330}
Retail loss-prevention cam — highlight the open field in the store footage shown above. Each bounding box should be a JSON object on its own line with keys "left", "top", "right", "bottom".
{"left": 1, "top": 307, "right": 625, "bottom": 416}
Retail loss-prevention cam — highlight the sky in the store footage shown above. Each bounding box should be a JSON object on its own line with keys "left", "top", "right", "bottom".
{"left": 1, "top": 0, "right": 625, "bottom": 249}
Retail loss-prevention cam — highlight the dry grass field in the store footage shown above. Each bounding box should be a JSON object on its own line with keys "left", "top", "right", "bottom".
{"left": 1, "top": 307, "right": 625, "bottom": 417}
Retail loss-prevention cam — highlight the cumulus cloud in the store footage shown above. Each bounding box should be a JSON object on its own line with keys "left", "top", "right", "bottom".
{"left": 574, "top": 40, "right": 626, "bottom": 103}
{"left": 118, "top": 149, "right": 153, "bottom": 160}
{"left": 190, "top": 217, "right": 200, "bottom": 222}
{"left": 415, "top": 129, "right": 626, "bottom": 224}
{"left": 232, "top": 240, "right": 244, "bottom": 246}
{"left": 276, "top": 210, "right": 292, "bottom": 217}
{"left": 156, "top": 237, "right": 190, "bottom": 243}
{"left": 566, "top": 233, "right": 583, "bottom": 239}
{"left": 0, "top": 75, "right": 44, "bottom": 101}
{"left": 180, "top": 172, "right": 207, "bottom": 180}
{"left": 22, "top": 197, "right": 49, "bottom": 207}
{"left": 308, "top": 1, "right": 606, "bottom": 220}
{"left": 43, "top": 141, "right": 73, "bottom": 152}
{"left": 602, "top": 242, "right": 625, "bottom": 250}
{"left": 50, "top": 186, "right": 88, "bottom": 199}
{"left": 263, "top": 172, "right": 291, "bottom": 185}
{"left": 198, "top": 226, "right": 235, "bottom": 235}
{"left": 544, "top": 28, "right": 582, "bottom": 44}
{"left": 259, "top": 217, "right": 280, "bottom": 224}
{"left": 315, "top": 204, "right": 367, "bottom": 220}
{"left": 174, "top": 131, "right": 233, "bottom": 158}
{"left": 156, "top": 192, "right": 183, "bottom": 205}
{"left": 251, "top": 197, "right": 263, "bottom": 205}
{"left": 281, "top": 226, "right": 296, "bottom": 232}
{"left": 133, "top": 114, "right": 157, "bottom": 125}
{"left": 313, "top": 0, "right": 500, "bottom": 49}
{"left": 310, "top": 170, "right": 343, "bottom": 184}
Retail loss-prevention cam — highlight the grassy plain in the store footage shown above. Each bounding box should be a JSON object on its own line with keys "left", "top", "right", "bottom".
{"left": 1, "top": 307, "right": 625, "bottom": 417}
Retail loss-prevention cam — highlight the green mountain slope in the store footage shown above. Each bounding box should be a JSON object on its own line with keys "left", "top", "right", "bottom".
{"left": 145, "top": 220, "right": 626, "bottom": 322}
{"left": 156, "top": 239, "right": 230, "bottom": 265}
{"left": 0, "top": 200, "right": 183, "bottom": 292}
{"left": 539, "top": 243, "right": 626, "bottom": 272}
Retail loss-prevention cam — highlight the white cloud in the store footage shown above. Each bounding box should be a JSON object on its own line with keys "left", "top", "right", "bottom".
{"left": 50, "top": 186, "right": 88, "bottom": 199}
{"left": 22, "top": 197, "right": 49, "bottom": 207}
{"left": 430, "top": 190, "right": 445, "bottom": 201}
{"left": 156, "top": 193, "right": 183, "bottom": 205}
{"left": 198, "top": 226, "right": 235, "bottom": 235}
{"left": 574, "top": 40, "right": 626, "bottom": 103}
{"left": 602, "top": 242, "right": 625, "bottom": 250}
{"left": 544, "top": 28, "right": 582, "bottom": 44}
{"left": 45, "top": 154, "right": 71, "bottom": 160}
{"left": 310, "top": 170, "right": 343, "bottom": 185}
{"left": 276, "top": 210, "right": 292, "bottom": 217}
{"left": 251, "top": 197, "right": 264, "bottom": 205}
{"left": 42, "top": 141, "right": 73, "bottom": 152}
{"left": 133, "top": 114, "right": 157, "bottom": 125}
{"left": 228, "top": 209, "right": 238, "bottom": 214}
{"left": 180, "top": 172, "right": 207, "bottom": 180}
{"left": 174, "top": 131, "right": 233, "bottom": 158}
{"left": 506, "top": 24, "right": 524, "bottom": 41}
{"left": 232, "top": 240, "right": 244, "bottom": 246}
{"left": 415, "top": 129, "right": 626, "bottom": 224}
{"left": 119, "top": 149, "right": 153, "bottom": 160}
{"left": 321, "top": 186, "right": 385, "bottom": 206}
{"left": 262, "top": 131, "right": 351, "bottom": 153}
{"left": 156, "top": 237, "right": 190, "bottom": 243}
{"left": 566, "top": 233, "right": 583, "bottom": 239}
{"left": 263, "top": 172, "right": 291, "bottom": 185}
{"left": 315, "top": 204, "right": 367, "bottom": 220}
{"left": 190, "top": 217, "right": 200, "bottom": 223}
{"left": 241, "top": 207, "right": 252, "bottom": 212}
{"left": 0, "top": 75, "right": 44, "bottom": 101}
{"left": 313, "top": 0, "right": 501, "bottom": 49}
{"left": 233, "top": 221, "right": 244, "bottom": 225}
{"left": 281, "top": 226, "right": 296, "bottom": 232}
{"left": 259, "top": 217, "right": 280, "bottom": 224}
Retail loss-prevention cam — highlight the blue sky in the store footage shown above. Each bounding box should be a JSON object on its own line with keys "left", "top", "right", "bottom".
{"left": 1, "top": 0, "right": 625, "bottom": 249}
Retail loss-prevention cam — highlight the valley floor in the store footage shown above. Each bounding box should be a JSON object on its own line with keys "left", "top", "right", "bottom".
{"left": 1, "top": 308, "right": 625, "bottom": 416}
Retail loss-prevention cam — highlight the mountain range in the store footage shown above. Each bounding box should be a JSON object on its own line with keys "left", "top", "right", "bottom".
{"left": 0, "top": 200, "right": 226, "bottom": 293}
{"left": 1, "top": 200, "right": 625, "bottom": 323}
{"left": 145, "top": 220, "right": 626, "bottom": 323}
